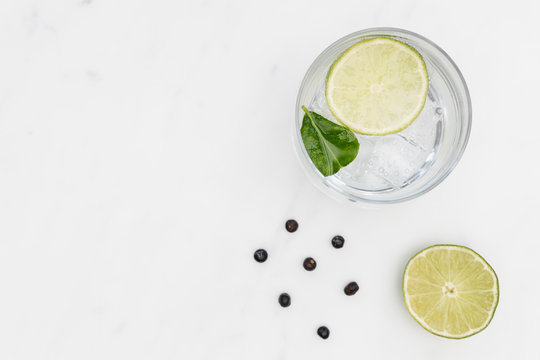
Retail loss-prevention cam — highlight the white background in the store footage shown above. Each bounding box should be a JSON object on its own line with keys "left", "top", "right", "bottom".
{"left": 0, "top": 0, "right": 539, "bottom": 359}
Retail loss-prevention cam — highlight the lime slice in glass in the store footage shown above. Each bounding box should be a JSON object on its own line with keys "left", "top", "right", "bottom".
{"left": 403, "top": 245, "right": 499, "bottom": 339}
{"left": 326, "top": 37, "right": 429, "bottom": 135}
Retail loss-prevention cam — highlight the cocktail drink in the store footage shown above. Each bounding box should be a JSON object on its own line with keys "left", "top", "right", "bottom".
{"left": 295, "top": 28, "right": 471, "bottom": 204}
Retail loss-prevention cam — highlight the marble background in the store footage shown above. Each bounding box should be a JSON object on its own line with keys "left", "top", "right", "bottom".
{"left": 0, "top": 0, "right": 539, "bottom": 359}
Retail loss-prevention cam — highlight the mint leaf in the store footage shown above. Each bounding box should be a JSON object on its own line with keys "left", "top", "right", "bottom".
{"left": 300, "top": 106, "right": 359, "bottom": 177}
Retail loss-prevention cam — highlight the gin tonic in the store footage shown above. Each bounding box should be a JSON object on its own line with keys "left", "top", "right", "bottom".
{"left": 294, "top": 28, "right": 471, "bottom": 204}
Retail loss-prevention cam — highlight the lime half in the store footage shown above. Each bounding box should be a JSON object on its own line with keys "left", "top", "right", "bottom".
{"left": 326, "top": 37, "right": 429, "bottom": 135}
{"left": 403, "top": 245, "right": 499, "bottom": 339}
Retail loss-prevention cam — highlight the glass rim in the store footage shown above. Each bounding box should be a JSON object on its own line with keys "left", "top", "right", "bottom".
{"left": 293, "top": 27, "right": 472, "bottom": 205}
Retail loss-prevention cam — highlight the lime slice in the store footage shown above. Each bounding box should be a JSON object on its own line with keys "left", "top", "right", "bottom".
{"left": 326, "top": 37, "right": 429, "bottom": 135}
{"left": 403, "top": 245, "right": 499, "bottom": 339}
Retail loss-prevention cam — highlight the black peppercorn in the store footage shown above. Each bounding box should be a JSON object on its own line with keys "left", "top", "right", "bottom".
{"left": 285, "top": 219, "right": 298, "bottom": 233}
{"left": 331, "top": 235, "right": 345, "bottom": 249}
{"left": 344, "top": 281, "right": 359, "bottom": 296}
{"left": 317, "top": 326, "right": 330, "bottom": 339}
{"left": 303, "top": 257, "right": 317, "bottom": 271}
{"left": 253, "top": 249, "right": 268, "bottom": 263}
{"left": 278, "top": 293, "right": 291, "bottom": 307}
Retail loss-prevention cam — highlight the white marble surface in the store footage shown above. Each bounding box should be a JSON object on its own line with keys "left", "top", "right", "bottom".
{"left": 0, "top": 0, "right": 539, "bottom": 359}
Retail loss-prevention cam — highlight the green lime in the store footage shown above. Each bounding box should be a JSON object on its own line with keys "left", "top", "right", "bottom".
{"left": 403, "top": 245, "right": 499, "bottom": 339}
{"left": 326, "top": 37, "right": 429, "bottom": 135}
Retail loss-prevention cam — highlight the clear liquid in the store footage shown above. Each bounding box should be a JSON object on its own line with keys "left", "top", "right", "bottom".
{"left": 308, "top": 78, "right": 444, "bottom": 192}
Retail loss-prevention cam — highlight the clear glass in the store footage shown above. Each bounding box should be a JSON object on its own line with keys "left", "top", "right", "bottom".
{"left": 294, "top": 28, "right": 471, "bottom": 204}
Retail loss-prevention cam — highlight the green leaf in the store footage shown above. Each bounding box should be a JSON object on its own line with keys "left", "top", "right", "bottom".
{"left": 300, "top": 106, "right": 359, "bottom": 177}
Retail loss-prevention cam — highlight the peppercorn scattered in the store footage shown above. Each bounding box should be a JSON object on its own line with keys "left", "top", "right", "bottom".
{"left": 317, "top": 326, "right": 330, "bottom": 339}
{"left": 344, "top": 281, "right": 359, "bottom": 295}
{"left": 278, "top": 293, "right": 291, "bottom": 307}
{"left": 285, "top": 219, "right": 298, "bottom": 233}
{"left": 303, "top": 257, "right": 317, "bottom": 271}
{"left": 253, "top": 249, "right": 268, "bottom": 263}
{"left": 331, "top": 235, "right": 345, "bottom": 248}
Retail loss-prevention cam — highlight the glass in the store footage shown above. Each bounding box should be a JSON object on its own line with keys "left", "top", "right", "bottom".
{"left": 294, "top": 28, "right": 471, "bottom": 204}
